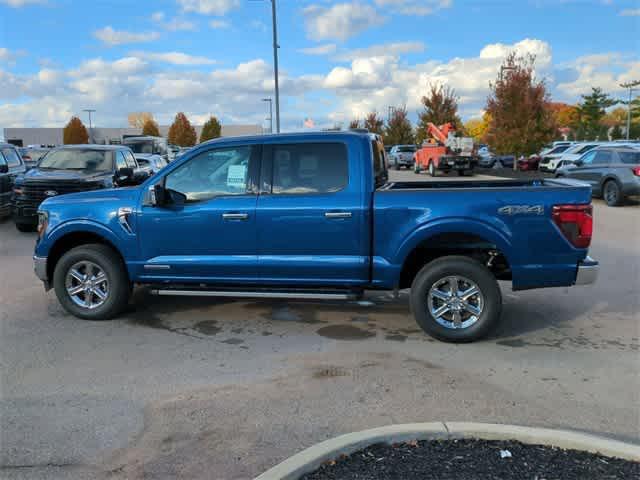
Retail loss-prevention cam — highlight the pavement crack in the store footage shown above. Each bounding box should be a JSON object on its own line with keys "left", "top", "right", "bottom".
{"left": 0, "top": 462, "right": 78, "bottom": 470}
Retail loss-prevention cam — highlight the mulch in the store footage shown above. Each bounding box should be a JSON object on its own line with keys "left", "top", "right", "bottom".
{"left": 300, "top": 439, "right": 639, "bottom": 480}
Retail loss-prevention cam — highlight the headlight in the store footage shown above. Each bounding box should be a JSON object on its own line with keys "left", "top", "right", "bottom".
{"left": 37, "top": 210, "right": 49, "bottom": 238}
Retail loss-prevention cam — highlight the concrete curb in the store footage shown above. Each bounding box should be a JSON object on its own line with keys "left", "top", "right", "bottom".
{"left": 254, "top": 422, "right": 640, "bottom": 480}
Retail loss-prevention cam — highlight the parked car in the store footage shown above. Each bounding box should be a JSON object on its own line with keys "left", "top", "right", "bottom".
{"left": 135, "top": 154, "right": 168, "bottom": 176}
{"left": 539, "top": 143, "right": 598, "bottom": 173}
{"left": 556, "top": 146, "right": 640, "bottom": 206}
{"left": 123, "top": 136, "right": 170, "bottom": 162}
{"left": 0, "top": 143, "right": 27, "bottom": 218}
{"left": 19, "top": 146, "right": 51, "bottom": 169}
{"left": 518, "top": 155, "right": 541, "bottom": 171}
{"left": 538, "top": 141, "right": 575, "bottom": 158}
{"left": 389, "top": 145, "right": 417, "bottom": 169}
{"left": 32, "top": 131, "right": 598, "bottom": 343}
{"left": 478, "top": 153, "right": 514, "bottom": 169}
{"left": 12, "top": 145, "right": 149, "bottom": 232}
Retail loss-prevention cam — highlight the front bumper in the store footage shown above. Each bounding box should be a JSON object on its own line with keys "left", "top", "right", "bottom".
{"left": 34, "top": 255, "right": 50, "bottom": 289}
{"left": 575, "top": 256, "right": 599, "bottom": 285}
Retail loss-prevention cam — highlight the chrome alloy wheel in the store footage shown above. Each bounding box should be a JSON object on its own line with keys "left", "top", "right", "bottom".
{"left": 65, "top": 261, "right": 109, "bottom": 310}
{"left": 427, "top": 275, "right": 484, "bottom": 329}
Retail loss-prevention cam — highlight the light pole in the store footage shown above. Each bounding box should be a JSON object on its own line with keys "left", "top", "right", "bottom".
{"left": 262, "top": 98, "right": 273, "bottom": 134}
{"left": 270, "top": 0, "right": 280, "bottom": 133}
{"left": 620, "top": 80, "right": 639, "bottom": 140}
{"left": 83, "top": 109, "right": 96, "bottom": 142}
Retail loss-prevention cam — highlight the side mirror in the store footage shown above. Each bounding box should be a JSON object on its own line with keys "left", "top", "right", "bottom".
{"left": 116, "top": 167, "right": 134, "bottom": 183}
{"left": 152, "top": 184, "right": 167, "bottom": 206}
{"left": 574, "top": 160, "right": 583, "bottom": 167}
{"left": 0, "top": 164, "right": 8, "bottom": 174}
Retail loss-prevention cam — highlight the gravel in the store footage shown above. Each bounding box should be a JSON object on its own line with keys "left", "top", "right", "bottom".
{"left": 300, "top": 439, "right": 639, "bottom": 480}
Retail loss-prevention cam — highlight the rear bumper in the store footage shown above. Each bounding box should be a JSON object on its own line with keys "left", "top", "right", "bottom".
{"left": 575, "top": 256, "right": 599, "bottom": 285}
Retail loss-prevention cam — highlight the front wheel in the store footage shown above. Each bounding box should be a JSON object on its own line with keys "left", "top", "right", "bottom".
{"left": 53, "top": 244, "right": 131, "bottom": 320}
{"left": 603, "top": 180, "right": 623, "bottom": 207}
{"left": 410, "top": 256, "right": 502, "bottom": 343}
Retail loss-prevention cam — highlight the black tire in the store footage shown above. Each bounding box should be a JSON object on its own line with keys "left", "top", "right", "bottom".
{"left": 53, "top": 244, "right": 131, "bottom": 320}
{"left": 457, "top": 169, "right": 465, "bottom": 176}
{"left": 603, "top": 180, "right": 623, "bottom": 207}
{"left": 428, "top": 161, "right": 436, "bottom": 177}
{"left": 15, "top": 222, "right": 36, "bottom": 232}
{"left": 410, "top": 256, "right": 502, "bottom": 343}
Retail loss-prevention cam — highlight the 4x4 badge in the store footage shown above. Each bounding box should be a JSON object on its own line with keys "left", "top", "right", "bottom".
{"left": 498, "top": 205, "right": 544, "bottom": 215}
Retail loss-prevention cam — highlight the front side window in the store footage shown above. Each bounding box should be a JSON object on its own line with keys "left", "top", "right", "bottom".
{"left": 593, "top": 151, "right": 612, "bottom": 165}
{"left": 165, "top": 146, "right": 254, "bottom": 202}
{"left": 1, "top": 147, "right": 22, "bottom": 167}
{"left": 124, "top": 151, "right": 138, "bottom": 168}
{"left": 272, "top": 143, "right": 348, "bottom": 194}
{"left": 39, "top": 149, "right": 112, "bottom": 171}
{"left": 397, "top": 146, "right": 417, "bottom": 152}
{"left": 580, "top": 151, "right": 597, "bottom": 165}
{"left": 0, "top": 151, "right": 7, "bottom": 167}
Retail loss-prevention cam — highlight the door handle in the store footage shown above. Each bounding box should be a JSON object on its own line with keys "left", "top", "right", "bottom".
{"left": 325, "top": 211, "right": 352, "bottom": 219}
{"left": 222, "top": 212, "right": 249, "bottom": 220}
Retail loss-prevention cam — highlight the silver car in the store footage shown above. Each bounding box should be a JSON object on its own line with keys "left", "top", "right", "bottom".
{"left": 556, "top": 146, "right": 640, "bottom": 206}
{"left": 389, "top": 145, "right": 417, "bottom": 170}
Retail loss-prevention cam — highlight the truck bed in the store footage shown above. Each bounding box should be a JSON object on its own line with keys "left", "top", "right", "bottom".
{"left": 380, "top": 178, "right": 585, "bottom": 191}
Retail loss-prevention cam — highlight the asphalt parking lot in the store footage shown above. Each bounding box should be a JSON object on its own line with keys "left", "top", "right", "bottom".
{"left": 1, "top": 170, "right": 639, "bottom": 480}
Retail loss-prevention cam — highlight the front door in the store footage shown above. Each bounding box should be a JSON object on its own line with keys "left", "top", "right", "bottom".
{"left": 256, "top": 141, "right": 369, "bottom": 286}
{"left": 568, "top": 150, "right": 609, "bottom": 195}
{"left": 137, "top": 144, "right": 261, "bottom": 283}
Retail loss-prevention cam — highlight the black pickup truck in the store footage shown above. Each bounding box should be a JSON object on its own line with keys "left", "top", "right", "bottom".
{"left": 0, "top": 143, "right": 27, "bottom": 218}
{"left": 12, "top": 144, "right": 148, "bottom": 231}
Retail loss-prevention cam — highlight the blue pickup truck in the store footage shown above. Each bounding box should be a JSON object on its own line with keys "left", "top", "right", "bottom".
{"left": 32, "top": 131, "right": 598, "bottom": 342}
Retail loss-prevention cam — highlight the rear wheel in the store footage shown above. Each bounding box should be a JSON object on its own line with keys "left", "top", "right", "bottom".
{"left": 53, "top": 244, "right": 131, "bottom": 320}
{"left": 428, "top": 161, "right": 436, "bottom": 177}
{"left": 603, "top": 180, "right": 623, "bottom": 206}
{"left": 410, "top": 256, "right": 502, "bottom": 343}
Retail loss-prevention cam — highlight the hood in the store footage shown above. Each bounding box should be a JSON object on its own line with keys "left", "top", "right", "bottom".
{"left": 40, "top": 185, "right": 140, "bottom": 208}
{"left": 21, "top": 167, "right": 112, "bottom": 183}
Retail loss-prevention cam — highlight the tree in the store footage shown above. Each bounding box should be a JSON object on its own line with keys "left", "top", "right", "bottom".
{"left": 142, "top": 118, "right": 160, "bottom": 136}
{"left": 416, "top": 84, "right": 462, "bottom": 144}
{"left": 548, "top": 102, "right": 580, "bottom": 139}
{"left": 384, "top": 106, "right": 414, "bottom": 145}
{"left": 167, "top": 112, "right": 197, "bottom": 147}
{"left": 576, "top": 87, "right": 617, "bottom": 140}
{"left": 600, "top": 107, "right": 627, "bottom": 128}
{"left": 200, "top": 116, "right": 222, "bottom": 143}
{"left": 363, "top": 112, "right": 384, "bottom": 136}
{"left": 63, "top": 116, "right": 89, "bottom": 145}
{"left": 349, "top": 119, "right": 361, "bottom": 129}
{"left": 464, "top": 113, "right": 491, "bottom": 142}
{"left": 610, "top": 124, "right": 623, "bottom": 140}
{"left": 484, "top": 53, "right": 556, "bottom": 156}
{"left": 128, "top": 112, "right": 154, "bottom": 128}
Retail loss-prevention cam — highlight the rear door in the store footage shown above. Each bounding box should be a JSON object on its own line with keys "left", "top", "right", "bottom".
{"left": 256, "top": 140, "right": 369, "bottom": 286}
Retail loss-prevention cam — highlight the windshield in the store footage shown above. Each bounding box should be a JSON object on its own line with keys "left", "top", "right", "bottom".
{"left": 27, "top": 149, "right": 49, "bottom": 162}
{"left": 618, "top": 151, "right": 640, "bottom": 164}
{"left": 38, "top": 149, "right": 113, "bottom": 171}
{"left": 126, "top": 141, "right": 154, "bottom": 154}
{"left": 397, "top": 146, "right": 416, "bottom": 152}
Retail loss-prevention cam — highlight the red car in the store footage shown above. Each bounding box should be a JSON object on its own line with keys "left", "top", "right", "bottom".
{"left": 518, "top": 155, "right": 541, "bottom": 171}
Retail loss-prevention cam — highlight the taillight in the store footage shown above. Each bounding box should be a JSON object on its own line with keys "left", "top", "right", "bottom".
{"left": 632, "top": 166, "right": 640, "bottom": 177}
{"left": 552, "top": 204, "right": 593, "bottom": 249}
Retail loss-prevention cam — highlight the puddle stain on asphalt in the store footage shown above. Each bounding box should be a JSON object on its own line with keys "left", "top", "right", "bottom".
{"left": 496, "top": 336, "right": 638, "bottom": 352}
{"left": 193, "top": 321, "right": 221, "bottom": 336}
{"left": 385, "top": 334, "right": 407, "bottom": 342}
{"left": 220, "top": 338, "right": 244, "bottom": 345}
{"left": 267, "top": 305, "right": 325, "bottom": 324}
{"left": 312, "top": 366, "right": 350, "bottom": 378}
{"left": 316, "top": 324, "right": 376, "bottom": 340}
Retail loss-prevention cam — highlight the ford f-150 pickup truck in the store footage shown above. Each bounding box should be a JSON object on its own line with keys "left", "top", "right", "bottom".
{"left": 32, "top": 131, "right": 599, "bottom": 342}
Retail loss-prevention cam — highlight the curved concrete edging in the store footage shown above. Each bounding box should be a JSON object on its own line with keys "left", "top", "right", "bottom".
{"left": 254, "top": 422, "right": 640, "bottom": 480}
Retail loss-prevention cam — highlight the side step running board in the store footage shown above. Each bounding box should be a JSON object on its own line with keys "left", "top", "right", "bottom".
{"left": 149, "top": 289, "right": 360, "bottom": 300}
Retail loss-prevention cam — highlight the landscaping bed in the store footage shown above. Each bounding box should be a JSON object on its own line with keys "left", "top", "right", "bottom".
{"left": 300, "top": 438, "right": 639, "bottom": 480}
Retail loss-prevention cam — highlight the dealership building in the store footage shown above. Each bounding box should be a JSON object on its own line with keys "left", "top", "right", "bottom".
{"left": 2, "top": 124, "right": 264, "bottom": 147}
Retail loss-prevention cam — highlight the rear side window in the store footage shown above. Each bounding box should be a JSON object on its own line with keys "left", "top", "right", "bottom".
{"left": 1, "top": 147, "right": 22, "bottom": 167}
{"left": 618, "top": 151, "right": 640, "bottom": 164}
{"left": 271, "top": 143, "right": 348, "bottom": 194}
{"left": 593, "top": 151, "right": 612, "bottom": 164}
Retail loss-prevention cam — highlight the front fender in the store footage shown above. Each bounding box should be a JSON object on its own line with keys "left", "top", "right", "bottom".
{"left": 36, "top": 219, "right": 126, "bottom": 258}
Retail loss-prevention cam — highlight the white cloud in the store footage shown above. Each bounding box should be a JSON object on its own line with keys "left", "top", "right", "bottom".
{"left": 619, "top": 8, "right": 640, "bottom": 16}
{"left": 93, "top": 26, "right": 161, "bottom": 46}
{"left": 335, "top": 41, "right": 425, "bottom": 61}
{"left": 132, "top": 51, "right": 216, "bottom": 65}
{"left": 151, "top": 11, "right": 165, "bottom": 22}
{"left": 303, "top": 3, "right": 385, "bottom": 42}
{"left": 0, "top": 0, "right": 45, "bottom": 6}
{"left": 373, "top": 0, "right": 452, "bottom": 16}
{"left": 209, "top": 19, "right": 231, "bottom": 29}
{"left": 177, "top": 0, "right": 239, "bottom": 15}
{"left": 151, "top": 11, "right": 197, "bottom": 31}
{"left": 556, "top": 53, "right": 640, "bottom": 97}
{"left": 298, "top": 44, "right": 337, "bottom": 56}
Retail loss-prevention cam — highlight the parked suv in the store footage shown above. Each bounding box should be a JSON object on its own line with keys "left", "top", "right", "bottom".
{"left": 12, "top": 145, "right": 148, "bottom": 231}
{"left": 556, "top": 146, "right": 640, "bottom": 206}
{"left": 389, "top": 145, "right": 417, "bottom": 169}
{"left": 0, "top": 143, "right": 27, "bottom": 218}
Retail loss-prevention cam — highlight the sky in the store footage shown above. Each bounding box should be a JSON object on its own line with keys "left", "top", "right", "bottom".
{"left": 0, "top": 0, "right": 638, "bottom": 132}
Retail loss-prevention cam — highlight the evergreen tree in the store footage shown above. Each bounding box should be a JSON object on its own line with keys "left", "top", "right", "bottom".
{"left": 416, "top": 84, "right": 462, "bottom": 144}
{"left": 168, "top": 112, "right": 197, "bottom": 147}
{"left": 200, "top": 116, "right": 222, "bottom": 143}
{"left": 63, "top": 116, "right": 89, "bottom": 144}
